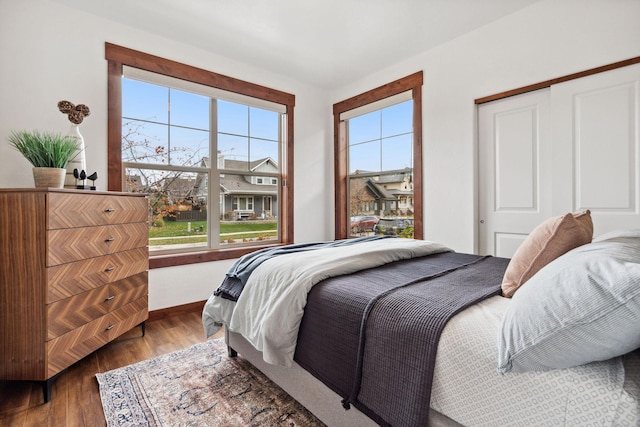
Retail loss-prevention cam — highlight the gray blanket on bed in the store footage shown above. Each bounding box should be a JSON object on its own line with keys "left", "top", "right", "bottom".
{"left": 294, "top": 253, "right": 508, "bottom": 427}
{"left": 214, "top": 235, "right": 393, "bottom": 301}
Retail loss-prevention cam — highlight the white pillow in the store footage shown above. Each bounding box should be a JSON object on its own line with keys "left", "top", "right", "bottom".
{"left": 497, "top": 229, "right": 640, "bottom": 373}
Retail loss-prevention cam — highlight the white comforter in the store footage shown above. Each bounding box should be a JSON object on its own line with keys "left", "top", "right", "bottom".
{"left": 202, "top": 238, "right": 451, "bottom": 367}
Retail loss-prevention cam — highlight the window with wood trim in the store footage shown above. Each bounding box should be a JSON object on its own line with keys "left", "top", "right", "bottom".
{"left": 105, "top": 43, "right": 295, "bottom": 268}
{"left": 333, "top": 72, "right": 423, "bottom": 240}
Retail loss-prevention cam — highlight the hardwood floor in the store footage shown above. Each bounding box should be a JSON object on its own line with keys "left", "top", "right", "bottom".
{"left": 0, "top": 311, "right": 223, "bottom": 427}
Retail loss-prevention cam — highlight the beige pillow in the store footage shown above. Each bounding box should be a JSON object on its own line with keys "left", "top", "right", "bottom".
{"left": 501, "top": 210, "right": 593, "bottom": 298}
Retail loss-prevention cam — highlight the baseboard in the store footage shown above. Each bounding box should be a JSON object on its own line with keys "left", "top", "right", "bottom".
{"left": 148, "top": 300, "right": 206, "bottom": 322}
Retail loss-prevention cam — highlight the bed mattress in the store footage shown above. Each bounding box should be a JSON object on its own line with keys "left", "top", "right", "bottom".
{"left": 430, "top": 295, "right": 640, "bottom": 426}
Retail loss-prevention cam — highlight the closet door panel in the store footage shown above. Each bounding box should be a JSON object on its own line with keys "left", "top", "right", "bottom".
{"left": 551, "top": 63, "right": 640, "bottom": 235}
{"left": 478, "top": 89, "right": 552, "bottom": 257}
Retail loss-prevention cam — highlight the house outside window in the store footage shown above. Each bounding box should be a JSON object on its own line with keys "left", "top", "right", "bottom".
{"left": 106, "top": 44, "right": 295, "bottom": 267}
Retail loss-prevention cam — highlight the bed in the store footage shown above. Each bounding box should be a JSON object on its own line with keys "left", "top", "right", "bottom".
{"left": 202, "top": 223, "right": 640, "bottom": 426}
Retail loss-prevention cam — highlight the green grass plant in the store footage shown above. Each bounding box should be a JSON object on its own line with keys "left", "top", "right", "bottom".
{"left": 149, "top": 220, "right": 277, "bottom": 241}
{"left": 8, "top": 130, "right": 79, "bottom": 168}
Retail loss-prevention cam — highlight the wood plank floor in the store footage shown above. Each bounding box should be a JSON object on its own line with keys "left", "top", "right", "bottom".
{"left": 0, "top": 311, "right": 223, "bottom": 427}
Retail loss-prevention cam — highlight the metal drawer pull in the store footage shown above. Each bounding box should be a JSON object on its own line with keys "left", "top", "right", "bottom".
{"left": 105, "top": 295, "right": 115, "bottom": 302}
{"left": 104, "top": 208, "right": 115, "bottom": 213}
{"left": 105, "top": 266, "right": 115, "bottom": 272}
{"left": 105, "top": 237, "right": 115, "bottom": 243}
{"left": 105, "top": 325, "right": 114, "bottom": 331}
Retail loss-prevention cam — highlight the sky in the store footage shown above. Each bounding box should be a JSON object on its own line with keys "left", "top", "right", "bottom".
{"left": 122, "top": 77, "right": 413, "bottom": 175}
{"left": 122, "top": 77, "right": 279, "bottom": 169}
{"left": 348, "top": 100, "right": 413, "bottom": 174}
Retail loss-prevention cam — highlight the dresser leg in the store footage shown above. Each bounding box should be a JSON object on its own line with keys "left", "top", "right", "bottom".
{"left": 140, "top": 321, "right": 146, "bottom": 337}
{"left": 40, "top": 371, "right": 63, "bottom": 403}
{"left": 42, "top": 379, "right": 52, "bottom": 403}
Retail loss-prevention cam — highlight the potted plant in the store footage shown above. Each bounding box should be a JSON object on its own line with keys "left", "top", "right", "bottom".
{"left": 8, "top": 130, "right": 79, "bottom": 188}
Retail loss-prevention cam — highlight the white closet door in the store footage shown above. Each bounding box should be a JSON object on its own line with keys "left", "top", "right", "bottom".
{"left": 551, "top": 63, "right": 640, "bottom": 237}
{"left": 478, "top": 89, "right": 552, "bottom": 257}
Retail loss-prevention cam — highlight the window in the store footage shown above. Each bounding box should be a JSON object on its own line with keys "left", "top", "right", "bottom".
{"left": 106, "top": 43, "right": 295, "bottom": 268}
{"left": 333, "top": 72, "right": 423, "bottom": 240}
{"left": 233, "top": 196, "right": 254, "bottom": 211}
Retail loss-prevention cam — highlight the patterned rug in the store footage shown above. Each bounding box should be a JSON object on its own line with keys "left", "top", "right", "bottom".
{"left": 96, "top": 339, "right": 325, "bottom": 426}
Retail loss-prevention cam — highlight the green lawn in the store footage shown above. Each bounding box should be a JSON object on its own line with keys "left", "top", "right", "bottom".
{"left": 149, "top": 220, "right": 277, "bottom": 245}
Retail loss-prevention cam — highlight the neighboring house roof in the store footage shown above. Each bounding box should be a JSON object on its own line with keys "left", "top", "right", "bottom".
{"left": 220, "top": 174, "right": 277, "bottom": 195}
{"left": 220, "top": 157, "right": 278, "bottom": 172}
{"left": 217, "top": 155, "right": 279, "bottom": 196}
{"left": 375, "top": 168, "right": 413, "bottom": 184}
{"left": 365, "top": 178, "right": 396, "bottom": 200}
{"left": 388, "top": 189, "right": 413, "bottom": 197}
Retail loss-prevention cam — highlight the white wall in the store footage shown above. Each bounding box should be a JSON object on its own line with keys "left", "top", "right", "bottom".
{"left": 0, "top": 0, "right": 330, "bottom": 310}
{"left": 330, "top": 0, "right": 640, "bottom": 253}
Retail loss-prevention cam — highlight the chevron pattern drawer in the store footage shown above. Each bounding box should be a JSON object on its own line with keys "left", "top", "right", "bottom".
{"left": 48, "top": 192, "right": 148, "bottom": 228}
{"left": 47, "top": 222, "right": 149, "bottom": 266}
{"left": 0, "top": 189, "right": 148, "bottom": 402}
{"left": 46, "top": 296, "right": 148, "bottom": 378}
{"left": 47, "top": 272, "right": 148, "bottom": 340}
{"left": 47, "top": 247, "right": 148, "bottom": 303}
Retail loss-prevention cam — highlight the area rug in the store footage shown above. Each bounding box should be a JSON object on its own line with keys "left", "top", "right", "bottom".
{"left": 96, "top": 339, "right": 325, "bottom": 426}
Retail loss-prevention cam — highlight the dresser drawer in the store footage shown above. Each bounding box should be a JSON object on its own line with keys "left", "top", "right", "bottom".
{"left": 47, "top": 272, "right": 148, "bottom": 340}
{"left": 47, "top": 286, "right": 111, "bottom": 340}
{"left": 46, "top": 296, "right": 148, "bottom": 378}
{"left": 104, "top": 296, "right": 148, "bottom": 341}
{"left": 47, "top": 247, "right": 148, "bottom": 303}
{"left": 48, "top": 192, "right": 147, "bottom": 229}
{"left": 47, "top": 222, "right": 148, "bottom": 266}
{"left": 107, "top": 272, "right": 148, "bottom": 313}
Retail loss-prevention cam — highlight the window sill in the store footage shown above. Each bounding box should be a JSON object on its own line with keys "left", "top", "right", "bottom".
{"left": 149, "top": 243, "right": 283, "bottom": 269}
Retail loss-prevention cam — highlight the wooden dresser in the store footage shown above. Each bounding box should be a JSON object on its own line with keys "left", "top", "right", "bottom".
{"left": 0, "top": 188, "right": 148, "bottom": 402}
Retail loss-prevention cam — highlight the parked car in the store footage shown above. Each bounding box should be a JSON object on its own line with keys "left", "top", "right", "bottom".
{"left": 373, "top": 217, "right": 414, "bottom": 236}
{"left": 350, "top": 215, "right": 379, "bottom": 233}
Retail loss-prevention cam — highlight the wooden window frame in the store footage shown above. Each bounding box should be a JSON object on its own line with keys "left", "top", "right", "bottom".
{"left": 105, "top": 43, "right": 295, "bottom": 269}
{"left": 332, "top": 72, "right": 424, "bottom": 240}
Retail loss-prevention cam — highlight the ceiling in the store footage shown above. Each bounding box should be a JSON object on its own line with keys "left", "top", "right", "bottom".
{"left": 52, "top": 0, "right": 541, "bottom": 89}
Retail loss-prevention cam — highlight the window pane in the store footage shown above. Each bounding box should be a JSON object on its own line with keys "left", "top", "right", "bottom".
{"left": 250, "top": 107, "right": 279, "bottom": 140}
{"left": 381, "top": 134, "right": 412, "bottom": 171}
{"left": 382, "top": 100, "right": 412, "bottom": 137}
{"left": 220, "top": 174, "right": 278, "bottom": 246}
{"left": 346, "top": 100, "right": 414, "bottom": 240}
{"left": 349, "top": 140, "right": 380, "bottom": 173}
{"left": 169, "top": 126, "right": 210, "bottom": 167}
{"left": 118, "top": 61, "right": 289, "bottom": 257}
{"left": 170, "top": 89, "right": 210, "bottom": 130}
{"left": 122, "top": 78, "right": 168, "bottom": 123}
{"left": 125, "top": 167, "right": 209, "bottom": 252}
{"left": 122, "top": 120, "right": 168, "bottom": 164}
{"left": 250, "top": 138, "right": 278, "bottom": 163}
{"left": 218, "top": 100, "right": 248, "bottom": 135}
{"left": 348, "top": 111, "right": 380, "bottom": 144}
{"left": 218, "top": 134, "right": 249, "bottom": 168}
